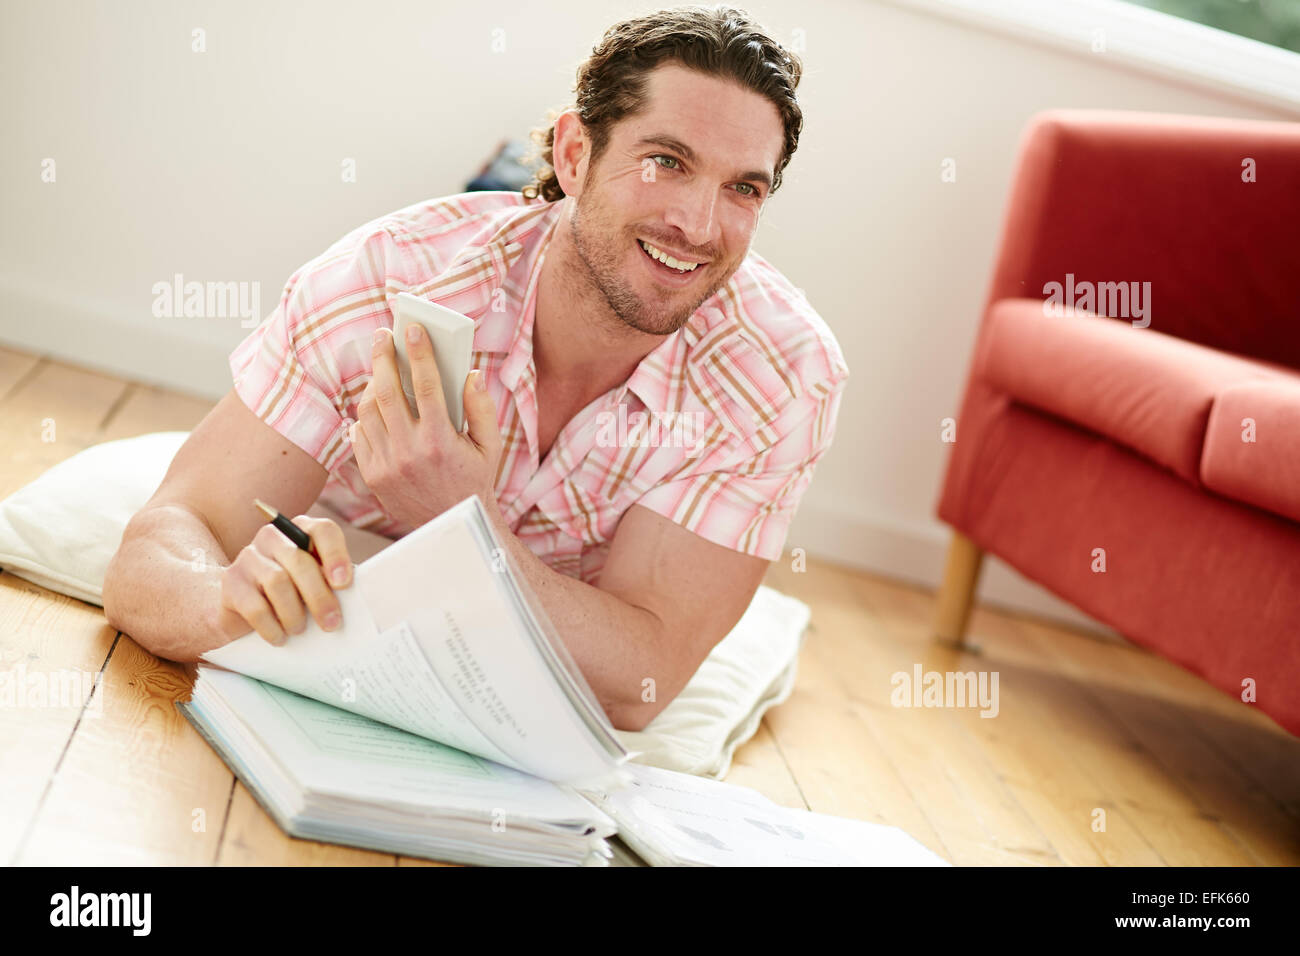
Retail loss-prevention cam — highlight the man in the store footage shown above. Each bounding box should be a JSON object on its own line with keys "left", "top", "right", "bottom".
{"left": 104, "top": 5, "right": 848, "bottom": 732}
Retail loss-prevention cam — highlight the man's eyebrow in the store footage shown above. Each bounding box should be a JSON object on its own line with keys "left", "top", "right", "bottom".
{"left": 633, "top": 134, "right": 774, "bottom": 192}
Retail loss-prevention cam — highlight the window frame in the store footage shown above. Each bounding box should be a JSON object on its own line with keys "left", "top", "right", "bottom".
{"left": 881, "top": 0, "right": 1300, "bottom": 115}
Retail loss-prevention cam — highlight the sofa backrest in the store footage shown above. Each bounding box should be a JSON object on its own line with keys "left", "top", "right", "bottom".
{"left": 984, "top": 109, "right": 1300, "bottom": 371}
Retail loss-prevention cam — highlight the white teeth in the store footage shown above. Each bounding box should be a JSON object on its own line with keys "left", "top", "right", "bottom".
{"left": 639, "top": 239, "right": 699, "bottom": 272}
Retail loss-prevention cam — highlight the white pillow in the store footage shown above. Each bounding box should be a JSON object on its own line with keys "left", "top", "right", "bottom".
{"left": 0, "top": 432, "right": 193, "bottom": 605}
{"left": 0, "top": 431, "right": 808, "bottom": 780}
{"left": 615, "top": 585, "right": 807, "bottom": 779}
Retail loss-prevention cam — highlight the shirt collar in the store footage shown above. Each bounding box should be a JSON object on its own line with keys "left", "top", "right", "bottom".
{"left": 464, "top": 200, "right": 563, "bottom": 354}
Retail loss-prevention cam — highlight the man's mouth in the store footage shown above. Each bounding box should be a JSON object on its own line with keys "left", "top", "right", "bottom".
{"left": 637, "top": 238, "right": 704, "bottom": 275}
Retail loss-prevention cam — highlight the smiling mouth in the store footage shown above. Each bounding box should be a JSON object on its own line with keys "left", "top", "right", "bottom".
{"left": 638, "top": 238, "right": 704, "bottom": 275}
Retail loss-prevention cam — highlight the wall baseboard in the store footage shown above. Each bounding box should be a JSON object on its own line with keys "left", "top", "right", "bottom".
{"left": 787, "top": 499, "right": 1124, "bottom": 641}
{"left": 0, "top": 276, "right": 236, "bottom": 401}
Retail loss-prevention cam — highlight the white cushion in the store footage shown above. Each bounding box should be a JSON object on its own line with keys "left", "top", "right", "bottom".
{"left": 615, "top": 585, "right": 807, "bottom": 779}
{"left": 0, "top": 432, "right": 193, "bottom": 605}
{"left": 0, "top": 431, "right": 808, "bottom": 780}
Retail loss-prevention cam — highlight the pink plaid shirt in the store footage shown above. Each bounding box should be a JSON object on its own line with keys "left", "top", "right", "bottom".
{"left": 230, "top": 191, "right": 848, "bottom": 583}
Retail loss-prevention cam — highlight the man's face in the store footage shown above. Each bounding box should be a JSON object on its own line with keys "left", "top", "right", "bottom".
{"left": 567, "top": 63, "right": 785, "bottom": 336}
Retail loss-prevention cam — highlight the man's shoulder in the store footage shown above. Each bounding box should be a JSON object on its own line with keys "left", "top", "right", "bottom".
{"left": 685, "top": 250, "right": 850, "bottom": 421}
{"left": 275, "top": 192, "right": 559, "bottom": 333}
{"left": 313, "top": 191, "right": 557, "bottom": 287}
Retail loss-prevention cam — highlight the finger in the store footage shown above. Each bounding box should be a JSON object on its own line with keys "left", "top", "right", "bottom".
{"left": 355, "top": 382, "right": 389, "bottom": 452}
{"left": 247, "top": 545, "right": 308, "bottom": 637}
{"left": 403, "top": 322, "right": 451, "bottom": 428}
{"left": 370, "top": 326, "right": 415, "bottom": 432}
{"left": 270, "top": 535, "right": 343, "bottom": 632}
{"left": 463, "top": 369, "right": 502, "bottom": 460}
{"left": 292, "top": 515, "right": 353, "bottom": 588}
{"left": 350, "top": 417, "right": 376, "bottom": 474}
{"left": 224, "top": 571, "right": 286, "bottom": 646}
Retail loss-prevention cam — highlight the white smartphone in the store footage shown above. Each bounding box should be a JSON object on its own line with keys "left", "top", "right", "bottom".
{"left": 391, "top": 292, "right": 477, "bottom": 431}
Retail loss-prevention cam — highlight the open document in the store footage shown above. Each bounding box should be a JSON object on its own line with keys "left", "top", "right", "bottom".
{"left": 180, "top": 495, "right": 629, "bottom": 865}
{"left": 586, "top": 764, "right": 951, "bottom": 867}
{"left": 198, "top": 495, "right": 628, "bottom": 790}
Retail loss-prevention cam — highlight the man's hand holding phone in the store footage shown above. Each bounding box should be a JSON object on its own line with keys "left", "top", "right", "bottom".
{"left": 350, "top": 319, "right": 503, "bottom": 534}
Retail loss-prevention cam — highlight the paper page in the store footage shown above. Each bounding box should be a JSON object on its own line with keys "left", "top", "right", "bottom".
{"left": 465, "top": 512, "right": 623, "bottom": 757}
{"left": 202, "top": 497, "right": 625, "bottom": 786}
{"left": 203, "top": 586, "right": 516, "bottom": 767}
{"left": 591, "top": 764, "right": 950, "bottom": 866}
{"left": 352, "top": 499, "right": 625, "bottom": 784}
{"left": 779, "top": 811, "right": 951, "bottom": 867}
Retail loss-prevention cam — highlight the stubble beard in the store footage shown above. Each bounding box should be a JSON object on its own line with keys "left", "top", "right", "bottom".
{"left": 568, "top": 186, "right": 732, "bottom": 338}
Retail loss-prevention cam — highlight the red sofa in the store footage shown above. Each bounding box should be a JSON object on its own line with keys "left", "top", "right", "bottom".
{"left": 933, "top": 109, "right": 1300, "bottom": 737}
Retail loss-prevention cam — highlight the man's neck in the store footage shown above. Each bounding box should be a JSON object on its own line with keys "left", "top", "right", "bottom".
{"left": 532, "top": 208, "right": 667, "bottom": 396}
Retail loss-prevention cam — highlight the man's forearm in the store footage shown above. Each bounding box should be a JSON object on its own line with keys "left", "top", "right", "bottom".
{"left": 481, "top": 501, "right": 674, "bottom": 732}
{"left": 103, "top": 504, "right": 238, "bottom": 663}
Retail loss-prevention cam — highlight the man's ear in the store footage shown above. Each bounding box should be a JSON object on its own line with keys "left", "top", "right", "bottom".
{"left": 551, "top": 109, "right": 589, "bottom": 198}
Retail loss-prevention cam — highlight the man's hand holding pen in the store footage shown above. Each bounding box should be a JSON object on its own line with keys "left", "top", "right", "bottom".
{"left": 217, "top": 502, "right": 355, "bottom": 647}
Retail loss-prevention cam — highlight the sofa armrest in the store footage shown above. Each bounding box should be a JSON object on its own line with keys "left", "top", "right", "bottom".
{"left": 983, "top": 109, "right": 1300, "bottom": 369}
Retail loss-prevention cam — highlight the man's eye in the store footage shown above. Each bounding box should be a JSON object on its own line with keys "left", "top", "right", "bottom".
{"left": 734, "top": 183, "right": 757, "bottom": 196}
{"left": 653, "top": 155, "right": 679, "bottom": 169}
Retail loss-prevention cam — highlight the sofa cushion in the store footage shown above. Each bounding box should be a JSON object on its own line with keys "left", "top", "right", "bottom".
{"left": 1201, "top": 379, "right": 1300, "bottom": 524}
{"left": 935, "top": 377, "right": 1300, "bottom": 739}
{"left": 977, "top": 298, "right": 1292, "bottom": 485}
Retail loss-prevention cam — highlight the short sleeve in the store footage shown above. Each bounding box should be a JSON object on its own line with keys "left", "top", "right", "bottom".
{"left": 634, "top": 376, "right": 847, "bottom": 560}
{"left": 228, "top": 224, "right": 411, "bottom": 473}
{"left": 228, "top": 262, "right": 353, "bottom": 473}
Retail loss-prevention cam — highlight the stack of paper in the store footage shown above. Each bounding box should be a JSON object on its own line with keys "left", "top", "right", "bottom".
{"left": 184, "top": 669, "right": 614, "bottom": 866}
{"left": 181, "top": 495, "right": 628, "bottom": 866}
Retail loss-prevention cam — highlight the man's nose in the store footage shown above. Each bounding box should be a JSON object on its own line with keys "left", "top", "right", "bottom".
{"left": 664, "top": 180, "right": 720, "bottom": 252}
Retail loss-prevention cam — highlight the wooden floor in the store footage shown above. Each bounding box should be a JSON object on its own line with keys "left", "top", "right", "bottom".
{"left": 2, "top": 347, "right": 1299, "bottom": 866}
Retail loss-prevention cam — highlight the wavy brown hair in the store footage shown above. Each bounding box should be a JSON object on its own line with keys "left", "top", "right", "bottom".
{"left": 521, "top": 5, "right": 803, "bottom": 203}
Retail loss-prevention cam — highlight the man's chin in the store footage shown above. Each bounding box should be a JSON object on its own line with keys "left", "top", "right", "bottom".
{"left": 628, "top": 278, "right": 727, "bottom": 335}
{"left": 619, "top": 305, "right": 694, "bottom": 337}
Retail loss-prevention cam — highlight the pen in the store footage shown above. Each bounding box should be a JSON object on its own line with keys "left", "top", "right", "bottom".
{"left": 253, "top": 498, "right": 319, "bottom": 560}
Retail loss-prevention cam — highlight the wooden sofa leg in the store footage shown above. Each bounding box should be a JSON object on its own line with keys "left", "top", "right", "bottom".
{"left": 933, "top": 530, "right": 985, "bottom": 649}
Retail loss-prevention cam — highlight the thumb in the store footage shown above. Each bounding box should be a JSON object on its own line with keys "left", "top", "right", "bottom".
{"left": 463, "top": 370, "right": 501, "bottom": 458}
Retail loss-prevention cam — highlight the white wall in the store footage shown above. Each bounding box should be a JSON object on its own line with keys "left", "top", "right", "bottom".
{"left": 3, "top": 0, "right": 1296, "bottom": 630}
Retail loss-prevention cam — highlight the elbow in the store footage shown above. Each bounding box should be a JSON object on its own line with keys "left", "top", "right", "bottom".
{"left": 101, "top": 533, "right": 206, "bottom": 666}
{"left": 604, "top": 619, "right": 696, "bottom": 732}
{"left": 103, "top": 508, "right": 150, "bottom": 631}
{"left": 607, "top": 686, "right": 675, "bottom": 733}
{"left": 102, "top": 533, "right": 149, "bottom": 640}
{"left": 611, "top": 710, "right": 647, "bottom": 733}
{"left": 611, "top": 709, "right": 656, "bottom": 734}
{"left": 101, "top": 545, "right": 129, "bottom": 633}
